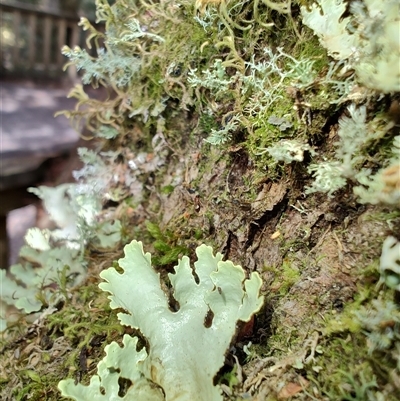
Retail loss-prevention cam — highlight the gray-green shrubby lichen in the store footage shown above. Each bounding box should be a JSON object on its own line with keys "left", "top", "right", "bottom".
{"left": 62, "top": 45, "right": 141, "bottom": 87}
{"left": 301, "top": 0, "right": 400, "bottom": 92}
{"left": 354, "top": 136, "right": 400, "bottom": 206}
{"left": 378, "top": 236, "right": 400, "bottom": 291}
{"left": 188, "top": 47, "right": 317, "bottom": 144}
{"left": 97, "top": 125, "right": 119, "bottom": 139}
{"left": 263, "top": 139, "right": 316, "bottom": 164}
{"left": 304, "top": 104, "right": 399, "bottom": 204}
{"left": 204, "top": 115, "right": 240, "bottom": 145}
{"left": 355, "top": 298, "right": 400, "bottom": 356}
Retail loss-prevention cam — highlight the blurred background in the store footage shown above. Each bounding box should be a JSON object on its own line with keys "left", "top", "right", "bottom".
{"left": 1, "top": 0, "right": 98, "bottom": 80}
{"left": 0, "top": 0, "right": 104, "bottom": 268}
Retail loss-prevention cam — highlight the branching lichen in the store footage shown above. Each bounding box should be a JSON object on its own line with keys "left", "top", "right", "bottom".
{"left": 58, "top": 241, "right": 264, "bottom": 401}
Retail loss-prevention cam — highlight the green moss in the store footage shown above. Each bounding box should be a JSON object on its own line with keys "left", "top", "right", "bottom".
{"left": 305, "top": 333, "right": 397, "bottom": 400}
{"left": 144, "top": 220, "right": 190, "bottom": 266}
{"left": 198, "top": 113, "right": 219, "bottom": 136}
{"left": 266, "top": 259, "right": 302, "bottom": 297}
{"left": 161, "top": 184, "right": 175, "bottom": 195}
{"left": 292, "top": 32, "right": 329, "bottom": 72}
{"left": 324, "top": 289, "right": 372, "bottom": 336}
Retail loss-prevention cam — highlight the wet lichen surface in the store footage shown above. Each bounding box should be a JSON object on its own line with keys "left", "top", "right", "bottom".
{"left": 1, "top": 0, "right": 400, "bottom": 400}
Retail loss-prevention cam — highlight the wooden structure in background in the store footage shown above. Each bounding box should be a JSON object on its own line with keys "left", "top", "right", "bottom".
{"left": 0, "top": 1, "right": 93, "bottom": 80}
